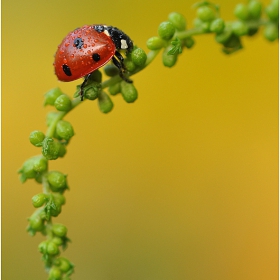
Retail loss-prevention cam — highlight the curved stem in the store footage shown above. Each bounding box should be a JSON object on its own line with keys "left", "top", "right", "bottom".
{"left": 46, "top": 112, "right": 66, "bottom": 138}
{"left": 46, "top": 18, "right": 271, "bottom": 139}
{"left": 46, "top": 97, "right": 82, "bottom": 138}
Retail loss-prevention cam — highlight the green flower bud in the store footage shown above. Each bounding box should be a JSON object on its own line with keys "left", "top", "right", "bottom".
{"left": 54, "top": 95, "right": 72, "bottom": 111}
{"left": 18, "top": 156, "right": 47, "bottom": 183}
{"left": 215, "top": 27, "right": 233, "bottom": 44}
{"left": 197, "top": 6, "right": 216, "bottom": 22}
{"left": 264, "top": 23, "right": 279, "bottom": 41}
{"left": 52, "top": 224, "right": 68, "bottom": 237}
{"left": 47, "top": 242, "right": 59, "bottom": 255}
{"left": 158, "top": 21, "right": 176, "bottom": 40}
{"left": 58, "top": 143, "right": 67, "bottom": 158}
{"left": 49, "top": 267, "right": 62, "bottom": 280}
{"left": 104, "top": 64, "right": 119, "bottom": 77}
{"left": 29, "top": 215, "right": 44, "bottom": 231}
{"left": 184, "top": 37, "right": 195, "bottom": 49}
{"left": 248, "top": 0, "right": 262, "bottom": 19}
{"left": 47, "top": 171, "right": 67, "bottom": 191}
{"left": 234, "top": 3, "right": 249, "bottom": 20}
{"left": 222, "top": 34, "right": 242, "bottom": 50}
{"left": 120, "top": 81, "right": 138, "bottom": 103}
{"left": 56, "top": 120, "right": 74, "bottom": 142}
{"left": 39, "top": 210, "right": 47, "bottom": 220}
{"left": 123, "top": 58, "right": 136, "bottom": 72}
{"left": 18, "top": 159, "right": 36, "bottom": 182}
{"left": 35, "top": 174, "right": 43, "bottom": 184}
{"left": 109, "top": 82, "right": 121, "bottom": 96}
{"left": 32, "top": 156, "right": 48, "bottom": 173}
{"left": 162, "top": 46, "right": 178, "bottom": 67}
{"left": 193, "top": 18, "right": 211, "bottom": 32}
{"left": 131, "top": 48, "right": 147, "bottom": 67}
{"left": 168, "top": 12, "right": 186, "bottom": 31}
{"left": 98, "top": 91, "right": 114, "bottom": 114}
{"left": 50, "top": 204, "right": 62, "bottom": 217}
{"left": 38, "top": 240, "right": 48, "bottom": 253}
{"left": 32, "top": 193, "right": 47, "bottom": 208}
{"left": 57, "top": 257, "right": 73, "bottom": 273}
{"left": 52, "top": 237, "right": 63, "bottom": 246}
{"left": 84, "top": 83, "right": 101, "bottom": 100}
{"left": 210, "top": 18, "right": 225, "bottom": 33}
{"left": 42, "top": 138, "right": 60, "bottom": 160}
{"left": 88, "top": 70, "right": 102, "bottom": 83}
{"left": 46, "top": 112, "right": 59, "bottom": 127}
{"left": 265, "top": 4, "right": 279, "bottom": 21}
{"left": 146, "top": 37, "right": 165, "bottom": 50}
{"left": 44, "top": 88, "right": 63, "bottom": 106}
{"left": 53, "top": 193, "right": 66, "bottom": 206}
{"left": 232, "top": 21, "right": 249, "bottom": 36}
{"left": 29, "top": 130, "right": 45, "bottom": 147}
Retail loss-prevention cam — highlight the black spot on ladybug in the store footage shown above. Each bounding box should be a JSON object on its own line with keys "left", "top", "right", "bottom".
{"left": 62, "top": 64, "right": 72, "bottom": 76}
{"left": 74, "top": 37, "right": 84, "bottom": 49}
{"left": 92, "top": 53, "right": 100, "bottom": 62}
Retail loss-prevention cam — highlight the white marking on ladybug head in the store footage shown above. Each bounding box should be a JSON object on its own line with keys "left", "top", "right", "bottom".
{"left": 104, "top": 30, "right": 110, "bottom": 36}
{"left": 121, "top": 39, "right": 128, "bottom": 49}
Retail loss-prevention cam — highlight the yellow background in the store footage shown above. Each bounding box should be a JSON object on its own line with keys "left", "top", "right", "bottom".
{"left": 2, "top": 0, "right": 278, "bottom": 279}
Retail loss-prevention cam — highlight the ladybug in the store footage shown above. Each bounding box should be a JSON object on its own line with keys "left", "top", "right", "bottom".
{"left": 54, "top": 24, "right": 133, "bottom": 100}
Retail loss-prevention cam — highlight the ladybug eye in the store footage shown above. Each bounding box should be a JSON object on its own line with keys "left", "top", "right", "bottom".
{"left": 74, "top": 37, "right": 84, "bottom": 49}
{"left": 92, "top": 53, "right": 100, "bottom": 62}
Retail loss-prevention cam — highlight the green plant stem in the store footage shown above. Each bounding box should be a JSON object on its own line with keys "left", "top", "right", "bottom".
{"left": 42, "top": 172, "right": 51, "bottom": 194}
{"left": 45, "top": 17, "right": 269, "bottom": 140}
{"left": 176, "top": 27, "right": 206, "bottom": 38}
{"left": 175, "top": 19, "right": 269, "bottom": 40}
{"left": 45, "top": 97, "right": 81, "bottom": 138}
{"left": 46, "top": 112, "right": 66, "bottom": 138}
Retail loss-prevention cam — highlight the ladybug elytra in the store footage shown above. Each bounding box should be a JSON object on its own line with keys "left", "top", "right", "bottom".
{"left": 54, "top": 25, "right": 133, "bottom": 100}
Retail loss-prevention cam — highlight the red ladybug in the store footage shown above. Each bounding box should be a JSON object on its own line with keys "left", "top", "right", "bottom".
{"left": 54, "top": 25, "right": 133, "bottom": 100}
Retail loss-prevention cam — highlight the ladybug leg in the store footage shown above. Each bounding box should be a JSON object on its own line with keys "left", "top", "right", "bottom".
{"left": 80, "top": 74, "right": 91, "bottom": 101}
{"left": 114, "top": 51, "right": 125, "bottom": 66}
{"left": 112, "top": 51, "right": 132, "bottom": 83}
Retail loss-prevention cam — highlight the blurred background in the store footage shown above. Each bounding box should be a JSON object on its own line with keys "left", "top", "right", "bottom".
{"left": 2, "top": 0, "right": 278, "bottom": 279}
